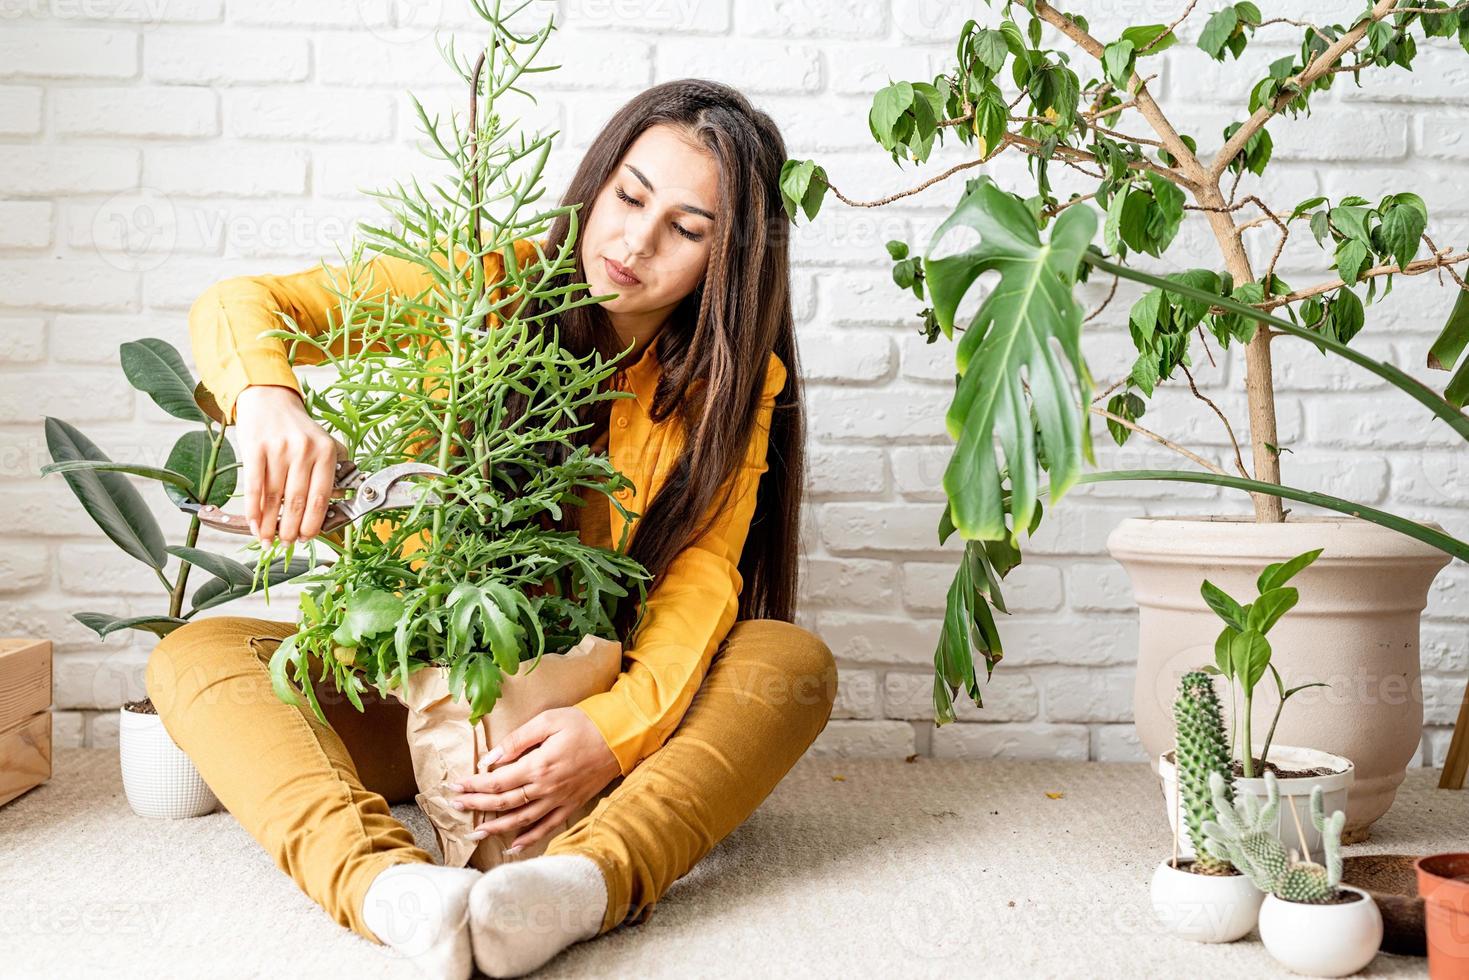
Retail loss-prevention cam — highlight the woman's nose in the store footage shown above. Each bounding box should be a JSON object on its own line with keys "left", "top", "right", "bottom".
{"left": 622, "top": 210, "right": 656, "bottom": 257}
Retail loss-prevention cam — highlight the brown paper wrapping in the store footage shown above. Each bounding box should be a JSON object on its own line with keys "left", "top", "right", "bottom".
{"left": 391, "top": 633, "right": 623, "bottom": 870}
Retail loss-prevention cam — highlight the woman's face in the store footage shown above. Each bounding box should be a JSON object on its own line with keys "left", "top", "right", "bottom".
{"left": 581, "top": 123, "right": 719, "bottom": 317}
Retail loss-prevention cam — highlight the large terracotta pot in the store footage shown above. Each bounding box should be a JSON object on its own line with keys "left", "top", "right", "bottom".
{"left": 1108, "top": 515, "right": 1450, "bottom": 843}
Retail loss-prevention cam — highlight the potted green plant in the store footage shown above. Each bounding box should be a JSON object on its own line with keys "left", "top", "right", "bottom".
{"left": 255, "top": 0, "right": 652, "bottom": 870}
{"left": 1206, "top": 771, "right": 1384, "bottom": 975}
{"left": 40, "top": 338, "right": 309, "bottom": 818}
{"left": 1159, "top": 549, "right": 1353, "bottom": 854}
{"left": 780, "top": 0, "right": 1467, "bottom": 833}
{"left": 1150, "top": 669, "right": 1263, "bottom": 944}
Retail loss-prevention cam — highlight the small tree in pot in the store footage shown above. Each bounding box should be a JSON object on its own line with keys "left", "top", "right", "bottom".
{"left": 40, "top": 338, "right": 311, "bottom": 817}
{"left": 780, "top": 0, "right": 1469, "bottom": 827}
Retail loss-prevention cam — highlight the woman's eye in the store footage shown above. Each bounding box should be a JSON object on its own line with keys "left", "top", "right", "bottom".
{"left": 616, "top": 185, "right": 703, "bottom": 242}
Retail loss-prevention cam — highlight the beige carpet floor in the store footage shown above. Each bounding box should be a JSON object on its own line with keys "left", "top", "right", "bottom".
{"left": 1, "top": 749, "right": 1462, "bottom": 978}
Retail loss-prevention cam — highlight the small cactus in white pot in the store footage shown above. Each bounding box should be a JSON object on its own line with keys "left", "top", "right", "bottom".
{"left": 1205, "top": 771, "right": 1383, "bottom": 976}
{"left": 1150, "top": 670, "right": 1263, "bottom": 944}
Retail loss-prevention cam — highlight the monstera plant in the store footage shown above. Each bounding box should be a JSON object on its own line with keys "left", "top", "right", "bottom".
{"left": 780, "top": 0, "right": 1469, "bottom": 804}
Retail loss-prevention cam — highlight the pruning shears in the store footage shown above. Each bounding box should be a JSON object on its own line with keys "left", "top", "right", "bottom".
{"left": 179, "top": 460, "right": 447, "bottom": 536}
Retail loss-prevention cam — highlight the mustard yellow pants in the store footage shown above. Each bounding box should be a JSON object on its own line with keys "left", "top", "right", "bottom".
{"left": 144, "top": 616, "right": 837, "bottom": 941}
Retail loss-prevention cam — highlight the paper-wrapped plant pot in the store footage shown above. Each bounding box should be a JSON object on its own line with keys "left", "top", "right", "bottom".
{"left": 393, "top": 633, "right": 622, "bottom": 870}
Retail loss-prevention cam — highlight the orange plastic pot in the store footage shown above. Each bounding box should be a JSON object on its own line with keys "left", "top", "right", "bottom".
{"left": 1416, "top": 853, "right": 1469, "bottom": 978}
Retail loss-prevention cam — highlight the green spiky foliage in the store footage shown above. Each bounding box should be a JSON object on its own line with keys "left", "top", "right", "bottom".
{"left": 259, "top": 0, "right": 653, "bottom": 726}
{"left": 1202, "top": 769, "right": 1280, "bottom": 890}
{"left": 1276, "top": 864, "right": 1332, "bottom": 903}
{"left": 1204, "top": 771, "right": 1347, "bottom": 903}
{"left": 1173, "top": 669, "right": 1235, "bottom": 873}
{"left": 1238, "top": 827, "right": 1289, "bottom": 885}
{"left": 1261, "top": 784, "right": 1345, "bottom": 904}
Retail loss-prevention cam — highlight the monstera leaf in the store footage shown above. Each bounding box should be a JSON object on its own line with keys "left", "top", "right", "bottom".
{"left": 923, "top": 176, "right": 1098, "bottom": 542}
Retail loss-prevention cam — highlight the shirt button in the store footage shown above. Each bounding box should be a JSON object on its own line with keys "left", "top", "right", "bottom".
{"left": 616, "top": 487, "right": 631, "bottom": 499}
{"left": 616, "top": 416, "right": 629, "bottom": 429}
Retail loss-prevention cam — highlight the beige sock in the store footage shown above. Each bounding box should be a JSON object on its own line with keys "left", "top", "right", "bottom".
{"left": 468, "top": 853, "right": 608, "bottom": 978}
{"left": 361, "top": 862, "right": 481, "bottom": 980}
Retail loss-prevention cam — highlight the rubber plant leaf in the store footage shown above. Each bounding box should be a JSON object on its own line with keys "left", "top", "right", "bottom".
{"left": 120, "top": 338, "right": 209, "bottom": 423}
{"left": 190, "top": 558, "right": 313, "bottom": 614}
{"left": 164, "top": 430, "right": 237, "bottom": 508}
{"left": 74, "top": 612, "right": 188, "bottom": 639}
{"left": 43, "top": 417, "right": 167, "bottom": 570}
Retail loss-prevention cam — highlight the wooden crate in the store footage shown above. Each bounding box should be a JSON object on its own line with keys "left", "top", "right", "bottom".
{"left": 0, "top": 711, "right": 50, "bottom": 807}
{"left": 0, "top": 638, "right": 52, "bottom": 806}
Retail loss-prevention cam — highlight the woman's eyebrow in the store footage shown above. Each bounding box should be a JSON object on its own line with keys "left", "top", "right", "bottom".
{"left": 623, "top": 164, "right": 715, "bottom": 221}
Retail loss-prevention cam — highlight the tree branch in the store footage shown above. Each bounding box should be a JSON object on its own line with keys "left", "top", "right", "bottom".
{"left": 1141, "top": 0, "right": 1202, "bottom": 54}
{"left": 1181, "top": 363, "right": 1250, "bottom": 479}
{"left": 1089, "top": 406, "right": 1228, "bottom": 476}
{"left": 1255, "top": 247, "right": 1469, "bottom": 312}
{"left": 1208, "top": 0, "right": 1401, "bottom": 182}
{"left": 1033, "top": 1, "right": 1212, "bottom": 188}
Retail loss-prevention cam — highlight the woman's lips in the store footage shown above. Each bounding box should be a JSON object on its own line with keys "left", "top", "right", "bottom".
{"left": 604, "top": 257, "right": 641, "bottom": 286}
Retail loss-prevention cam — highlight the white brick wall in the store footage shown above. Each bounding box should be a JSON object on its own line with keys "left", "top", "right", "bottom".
{"left": 1, "top": 0, "right": 1465, "bottom": 760}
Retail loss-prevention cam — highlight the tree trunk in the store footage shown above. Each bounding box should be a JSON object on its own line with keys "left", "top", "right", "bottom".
{"left": 1196, "top": 187, "right": 1285, "bottom": 522}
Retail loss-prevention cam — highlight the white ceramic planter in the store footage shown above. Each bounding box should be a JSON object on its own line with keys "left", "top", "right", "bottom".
{"left": 1258, "top": 885, "right": 1383, "bottom": 976}
{"left": 118, "top": 706, "right": 218, "bottom": 819}
{"left": 1159, "top": 744, "right": 1353, "bottom": 859}
{"left": 1109, "top": 516, "right": 1449, "bottom": 841}
{"left": 1150, "top": 858, "right": 1263, "bottom": 943}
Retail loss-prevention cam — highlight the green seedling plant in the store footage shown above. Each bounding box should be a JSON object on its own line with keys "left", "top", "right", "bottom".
{"left": 40, "top": 339, "right": 309, "bottom": 648}
{"left": 261, "top": 0, "right": 652, "bottom": 726}
{"left": 779, "top": 0, "right": 1469, "bottom": 725}
{"left": 1199, "top": 548, "right": 1330, "bottom": 777}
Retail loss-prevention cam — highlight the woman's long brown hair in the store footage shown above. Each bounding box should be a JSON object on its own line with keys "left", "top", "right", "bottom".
{"left": 533, "top": 78, "right": 804, "bottom": 644}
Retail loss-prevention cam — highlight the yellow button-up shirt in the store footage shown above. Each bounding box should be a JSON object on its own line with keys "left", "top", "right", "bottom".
{"left": 188, "top": 239, "right": 787, "bottom": 775}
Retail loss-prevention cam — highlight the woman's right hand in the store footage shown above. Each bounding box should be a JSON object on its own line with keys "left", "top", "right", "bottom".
{"left": 233, "top": 385, "right": 339, "bottom": 545}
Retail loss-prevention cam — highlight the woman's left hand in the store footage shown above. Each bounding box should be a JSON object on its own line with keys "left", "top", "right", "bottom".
{"left": 449, "top": 706, "right": 621, "bottom": 853}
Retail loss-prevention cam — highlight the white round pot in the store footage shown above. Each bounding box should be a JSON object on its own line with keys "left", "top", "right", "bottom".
{"left": 1258, "top": 885, "right": 1383, "bottom": 976}
{"left": 1109, "top": 516, "right": 1449, "bottom": 841}
{"left": 1150, "top": 858, "right": 1263, "bottom": 943}
{"left": 1159, "top": 744, "right": 1353, "bottom": 859}
{"left": 118, "top": 706, "right": 218, "bottom": 819}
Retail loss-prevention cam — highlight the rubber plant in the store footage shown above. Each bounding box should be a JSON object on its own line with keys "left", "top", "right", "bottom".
{"left": 780, "top": 0, "right": 1469, "bottom": 723}
{"left": 40, "top": 340, "right": 311, "bottom": 654}
{"left": 261, "top": 0, "right": 652, "bottom": 725}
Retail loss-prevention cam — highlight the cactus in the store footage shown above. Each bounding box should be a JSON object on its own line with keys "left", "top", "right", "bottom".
{"left": 1276, "top": 863, "right": 1332, "bottom": 903}
{"left": 1203, "top": 771, "right": 1347, "bottom": 903}
{"left": 1238, "top": 827, "right": 1290, "bottom": 885}
{"left": 1201, "top": 769, "right": 1282, "bottom": 889}
{"left": 1173, "top": 670, "right": 1236, "bottom": 874}
{"left": 1306, "top": 783, "right": 1346, "bottom": 896}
